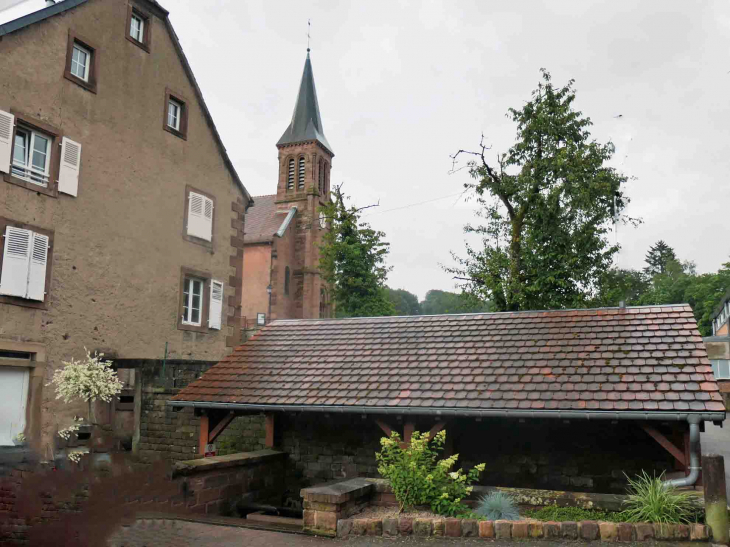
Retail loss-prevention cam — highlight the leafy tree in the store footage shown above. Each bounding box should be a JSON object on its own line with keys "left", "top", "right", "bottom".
{"left": 386, "top": 287, "right": 421, "bottom": 316}
{"left": 644, "top": 240, "right": 677, "bottom": 276}
{"left": 592, "top": 268, "right": 651, "bottom": 307}
{"left": 318, "top": 185, "right": 395, "bottom": 317}
{"left": 420, "top": 290, "right": 492, "bottom": 315}
{"left": 448, "top": 70, "right": 636, "bottom": 312}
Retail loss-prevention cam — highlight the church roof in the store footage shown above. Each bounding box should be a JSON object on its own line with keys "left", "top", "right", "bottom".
{"left": 169, "top": 304, "right": 725, "bottom": 422}
{"left": 244, "top": 195, "right": 284, "bottom": 244}
{"left": 277, "top": 52, "right": 333, "bottom": 155}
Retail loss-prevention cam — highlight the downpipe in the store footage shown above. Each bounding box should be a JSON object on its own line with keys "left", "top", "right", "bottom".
{"left": 664, "top": 417, "right": 701, "bottom": 488}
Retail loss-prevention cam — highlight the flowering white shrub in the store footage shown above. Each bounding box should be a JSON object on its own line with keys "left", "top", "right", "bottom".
{"left": 58, "top": 417, "right": 83, "bottom": 441}
{"left": 48, "top": 348, "right": 123, "bottom": 405}
{"left": 67, "top": 451, "right": 84, "bottom": 464}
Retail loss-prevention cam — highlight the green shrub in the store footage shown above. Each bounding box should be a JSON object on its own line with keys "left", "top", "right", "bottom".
{"left": 375, "top": 430, "right": 485, "bottom": 516}
{"left": 620, "top": 471, "right": 699, "bottom": 524}
{"left": 474, "top": 491, "right": 520, "bottom": 520}
{"left": 523, "top": 504, "right": 626, "bottom": 522}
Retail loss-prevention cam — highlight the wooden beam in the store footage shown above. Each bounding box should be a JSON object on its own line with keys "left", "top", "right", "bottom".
{"left": 264, "top": 413, "right": 275, "bottom": 448}
{"left": 198, "top": 414, "right": 209, "bottom": 456}
{"left": 428, "top": 421, "right": 446, "bottom": 441}
{"left": 208, "top": 411, "right": 236, "bottom": 444}
{"left": 374, "top": 419, "right": 393, "bottom": 438}
{"left": 640, "top": 423, "right": 686, "bottom": 467}
{"left": 403, "top": 422, "right": 415, "bottom": 444}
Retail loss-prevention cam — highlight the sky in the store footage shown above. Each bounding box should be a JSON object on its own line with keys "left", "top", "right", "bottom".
{"left": 2, "top": 0, "right": 730, "bottom": 301}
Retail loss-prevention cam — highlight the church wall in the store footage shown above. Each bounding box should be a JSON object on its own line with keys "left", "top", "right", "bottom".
{"left": 241, "top": 244, "right": 272, "bottom": 326}
{"left": 270, "top": 220, "right": 301, "bottom": 320}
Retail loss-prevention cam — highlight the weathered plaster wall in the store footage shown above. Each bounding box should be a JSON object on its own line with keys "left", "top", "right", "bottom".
{"left": 240, "top": 243, "right": 271, "bottom": 325}
{"left": 0, "top": 0, "right": 245, "bottom": 451}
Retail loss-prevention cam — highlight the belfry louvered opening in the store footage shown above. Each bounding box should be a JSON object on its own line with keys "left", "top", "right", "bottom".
{"left": 298, "top": 157, "right": 305, "bottom": 189}
{"left": 287, "top": 159, "right": 295, "bottom": 190}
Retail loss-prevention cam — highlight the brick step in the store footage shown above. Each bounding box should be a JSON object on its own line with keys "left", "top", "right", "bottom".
{"left": 246, "top": 511, "right": 303, "bottom": 532}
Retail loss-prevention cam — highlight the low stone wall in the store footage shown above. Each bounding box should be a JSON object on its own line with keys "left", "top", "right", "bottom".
{"left": 301, "top": 478, "right": 374, "bottom": 537}
{"left": 337, "top": 517, "right": 713, "bottom": 542}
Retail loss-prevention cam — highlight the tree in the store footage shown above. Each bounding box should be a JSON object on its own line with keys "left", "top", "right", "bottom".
{"left": 420, "top": 290, "right": 492, "bottom": 315}
{"left": 644, "top": 240, "right": 678, "bottom": 276}
{"left": 319, "top": 185, "right": 395, "bottom": 317}
{"left": 448, "top": 70, "right": 636, "bottom": 312}
{"left": 386, "top": 287, "right": 421, "bottom": 316}
{"left": 592, "top": 268, "right": 651, "bottom": 307}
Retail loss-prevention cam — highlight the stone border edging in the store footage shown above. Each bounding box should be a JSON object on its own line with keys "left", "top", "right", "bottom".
{"left": 336, "top": 517, "right": 712, "bottom": 542}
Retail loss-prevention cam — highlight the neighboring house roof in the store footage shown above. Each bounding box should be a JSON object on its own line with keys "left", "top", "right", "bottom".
{"left": 244, "top": 194, "right": 296, "bottom": 244}
{"left": 170, "top": 304, "right": 725, "bottom": 421}
{"left": 0, "top": 0, "right": 253, "bottom": 206}
{"left": 276, "top": 52, "right": 333, "bottom": 155}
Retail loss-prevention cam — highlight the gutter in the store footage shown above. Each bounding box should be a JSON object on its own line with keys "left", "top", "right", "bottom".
{"left": 165, "top": 401, "right": 725, "bottom": 423}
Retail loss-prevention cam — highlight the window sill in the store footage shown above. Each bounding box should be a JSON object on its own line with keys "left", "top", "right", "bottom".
{"left": 164, "top": 124, "right": 187, "bottom": 140}
{"left": 63, "top": 71, "right": 97, "bottom": 94}
{"left": 0, "top": 294, "right": 47, "bottom": 310}
{"left": 177, "top": 321, "right": 208, "bottom": 334}
{"left": 183, "top": 232, "right": 214, "bottom": 251}
{"left": 3, "top": 173, "right": 57, "bottom": 197}
{"left": 125, "top": 34, "right": 150, "bottom": 53}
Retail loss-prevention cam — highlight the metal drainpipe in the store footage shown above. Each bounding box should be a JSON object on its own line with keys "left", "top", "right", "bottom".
{"left": 665, "top": 417, "right": 701, "bottom": 488}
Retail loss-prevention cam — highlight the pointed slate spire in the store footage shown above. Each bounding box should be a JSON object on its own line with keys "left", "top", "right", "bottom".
{"left": 277, "top": 51, "right": 333, "bottom": 155}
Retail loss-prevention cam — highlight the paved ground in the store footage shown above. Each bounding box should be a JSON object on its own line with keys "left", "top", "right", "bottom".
{"left": 107, "top": 518, "right": 694, "bottom": 547}
{"left": 701, "top": 421, "right": 730, "bottom": 498}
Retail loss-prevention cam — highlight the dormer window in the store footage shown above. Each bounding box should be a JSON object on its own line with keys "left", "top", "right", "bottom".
{"left": 298, "top": 157, "right": 305, "bottom": 189}
{"left": 287, "top": 158, "right": 295, "bottom": 190}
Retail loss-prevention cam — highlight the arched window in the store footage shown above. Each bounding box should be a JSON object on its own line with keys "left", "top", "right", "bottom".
{"left": 325, "top": 163, "right": 330, "bottom": 194}
{"left": 319, "top": 288, "right": 326, "bottom": 318}
{"left": 284, "top": 267, "right": 290, "bottom": 296}
{"left": 298, "top": 157, "right": 305, "bottom": 189}
{"left": 318, "top": 159, "right": 324, "bottom": 193}
{"left": 287, "top": 159, "right": 295, "bottom": 190}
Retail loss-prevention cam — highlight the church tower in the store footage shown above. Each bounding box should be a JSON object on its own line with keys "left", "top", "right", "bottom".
{"left": 240, "top": 50, "right": 334, "bottom": 325}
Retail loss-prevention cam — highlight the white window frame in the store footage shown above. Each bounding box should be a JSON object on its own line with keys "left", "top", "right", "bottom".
{"left": 11, "top": 127, "right": 51, "bottom": 187}
{"left": 182, "top": 276, "right": 204, "bottom": 326}
{"left": 70, "top": 43, "right": 91, "bottom": 82}
{"left": 167, "top": 99, "right": 181, "bottom": 131}
{"left": 711, "top": 360, "right": 730, "bottom": 380}
{"left": 130, "top": 14, "right": 144, "bottom": 42}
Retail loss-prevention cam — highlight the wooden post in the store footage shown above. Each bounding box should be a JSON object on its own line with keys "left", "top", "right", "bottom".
{"left": 264, "top": 413, "right": 275, "bottom": 448}
{"left": 198, "top": 413, "right": 209, "bottom": 456}
{"left": 702, "top": 454, "right": 728, "bottom": 544}
{"left": 403, "top": 422, "right": 415, "bottom": 445}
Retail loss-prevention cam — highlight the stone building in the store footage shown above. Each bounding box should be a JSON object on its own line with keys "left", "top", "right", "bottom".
{"left": 241, "top": 50, "right": 333, "bottom": 326}
{"left": 0, "top": 0, "right": 253, "bottom": 454}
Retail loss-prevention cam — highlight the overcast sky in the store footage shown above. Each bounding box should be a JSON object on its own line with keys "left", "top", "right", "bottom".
{"left": 3, "top": 0, "right": 730, "bottom": 301}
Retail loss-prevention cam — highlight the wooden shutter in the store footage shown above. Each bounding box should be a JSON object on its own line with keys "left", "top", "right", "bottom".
{"left": 187, "top": 191, "right": 208, "bottom": 240}
{"left": 0, "top": 227, "right": 31, "bottom": 298}
{"left": 58, "top": 137, "right": 82, "bottom": 196}
{"left": 26, "top": 232, "right": 49, "bottom": 301}
{"left": 208, "top": 280, "right": 223, "bottom": 329}
{"left": 0, "top": 110, "right": 14, "bottom": 174}
{"left": 202, "top": 196, "right": 213, "bottom": 242}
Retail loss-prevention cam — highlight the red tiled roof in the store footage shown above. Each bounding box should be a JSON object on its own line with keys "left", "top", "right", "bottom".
{"left": 244, "top": 195, "right": 287, "bottom": 244}
{"left": 172, "top": 305, "right": 724, "bottom": 415}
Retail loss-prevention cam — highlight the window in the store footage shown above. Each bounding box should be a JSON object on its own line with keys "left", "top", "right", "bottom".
{"left": 0, "top": 219, "right": 53, "bottom": 308}
{"left": 11, "top": 128, "right": 50, "bottom": 187}
{"left": 64, "top": 31, "right": 97, "bottom": 93}
{"left": 712, "top": 360, "right": 730, "bottom": 380}
{"left": 284, "top": 267, "right": 290, "bottom": 296}
{"left": 183, "top": 186, "right": 215, "bottom": 246}
{"left": 287, "top": 158, "right": 295, "bottom": 190}
{"left": 126, "top": 5, "right": 151, "bottom": 52}
{"left": 298, "top": 157, "right": 305, "bottom": 189}
{"left": 318, "top": 158, "right": 324, "bottom": 193}
{"left": 163, "top": 89, "right": 188, "bottom": 139}
{"left": 182, "top": 276, "right": 203, "bottom": 326}
{"left": 319, "top": 288, "right": 326, "bottom": 318}
{"left": 178, "top": 267, "right": 223, "bottom": 333}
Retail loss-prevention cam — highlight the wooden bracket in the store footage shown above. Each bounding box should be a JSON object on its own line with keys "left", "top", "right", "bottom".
{"left": 208, "top": 411, "right": 235, "bottom": 444}
{"left": 640, "top": 423, "right": 686, "bottom": 467}
{"left": 374, "top": 419, "right": 393, "bottom": 438}
{"left": 428, "top": 420, "right": 447, "bottom": 441}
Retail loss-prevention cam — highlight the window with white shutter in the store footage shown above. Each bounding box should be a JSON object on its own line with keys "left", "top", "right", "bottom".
{"left": 26, "top": 233, "right": 49, "bottom": 301}
{"left": 0, "top": 227, "right": 31, "bottom": 298}
{"left": 58, "top": 137, "right": 82, "bottom": 196}
{"left": 186, "top": 191, "right": 213, "bottom": 242}
{"left": 208, "top": 280, "right": 223, "bottom": 330}
{"left": 0, "top": 110, "right": 14, "bottom": 174}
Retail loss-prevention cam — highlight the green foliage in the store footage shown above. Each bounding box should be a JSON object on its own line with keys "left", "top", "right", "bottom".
{"left": 318, "top": 185, "right": 395, "bottom": 318}
{"left": 386, "top": 287, "right": 421, "bottom": 315}
{"left": 449, "top": 69, "right": 635, "bottom": 312}
{"left": 375, "top": 430, "right": 485, "bottom": 516}
{"left": 523, "top": 505, "right": 626, "bottom": 522}
{"left": 591, "top": 268, "right": 651, "bottom": 308}
{"left": 474, "top": 492, "right": 520, "bottom": 520}
{"left": 420, "top": 290, "right": 492, "bottom": 315}
{"left": 644, "top": 240, "right": 678, "bottom": 276}
{"left": 620, "top": 471, "right": 700, "bottom": 524}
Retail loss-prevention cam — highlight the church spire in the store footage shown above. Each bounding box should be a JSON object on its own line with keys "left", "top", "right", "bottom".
{"left": 277, "top": 51, "right": 333, "bottom": 155}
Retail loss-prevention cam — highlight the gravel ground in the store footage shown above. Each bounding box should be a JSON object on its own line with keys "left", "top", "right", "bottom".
{"left": 351, "top": 506, "right": 440, "bottom": 519}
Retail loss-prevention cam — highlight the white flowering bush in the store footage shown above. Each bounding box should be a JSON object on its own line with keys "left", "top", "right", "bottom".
{"left": 67, "top": 451, "right": 84, "bottom": 464}
{"left": 375, "top": 430, "right": 485, "bottom": 516}
{"left": 58, "top": 417, "right": 84, "bottom": 440}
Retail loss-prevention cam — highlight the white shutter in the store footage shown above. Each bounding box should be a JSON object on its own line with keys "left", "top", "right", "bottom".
{"left": 26, "top": 232, "right": 49, "bottom": 301}
{"left": 0, "top": 227, "right": 31, "bottom": 298}
{"left": 58, "top": 137, "right": 81, "bottom": 196}
{"left": 0, "top": 110, "right": 14, "bottom": 174}
{"left": 187, "top": 192, "right": 210, "bottom": 241}
{"left": 208, "top": 280, "right": 223, "bottom": 330}
{"left": 203, "top": 196, "right": 213, "bottom": 242}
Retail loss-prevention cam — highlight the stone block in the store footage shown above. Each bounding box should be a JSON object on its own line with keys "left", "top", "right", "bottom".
{"left": 635, "top": 523, "right": 654, "bottom": 541}
{"left": 495, "top": 520, "right": 512, "bottom": 539}
{"left": 413, "top": 518, "right": 432, "bottom": 537}
{"left": 544, "top": 521, "right": 560, "bottom": 539}
{"left": 432, "top": 519, "right": 445, "bottom": 536}
{"left": 581, "top": 521, "right": 600, "bottom": 541}
{"left": 617, "top": 522, "right": 634, "bottom": 542}
{"left": 398, "top": 517, "right": 413, "bottom": 535}
{"left": 352, "top": 519, "right": 368, "bottom": 536}
{"left": 530, "top": 521, "right": 544, "bottom": 538}
{"left": 512, "top": 521, "right": 529, "bottom": 538}
{"left": 562, "top": 521, "right": 579, "bottom": 539}
{"left": 677, "top": 524, "right": 690, "bottom": 540}
{"left": 382, "top": 518, "right": 398, "bottom": 537}
{"left": 366, "top": 518, "right": 382, "bottom": 536}
{"left": 690, "top": 524, "right": 710, "bottom": 541}
{"left": 599, "top": 522, "right": 617, "bottom": 541}
{"left": 461, "top": 519, "right": 478, "bottom": 537}
{"left": 479, "top": 520, "right": 495, "bottom": 538}
{"left": 315, "top": 510, "right": 337, "bottom": 532}
{"left": 445, "top": 518, "right": 461, "bottom": 537}
{"left": 654, "top": 523, "right": 676, "bottom": 540}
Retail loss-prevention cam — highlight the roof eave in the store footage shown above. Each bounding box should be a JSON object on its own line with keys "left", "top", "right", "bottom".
{"left": 0, "top": 0, "right": 87, "bottom": 37}
{"left": 166, "top": 401, "right": 725, "bottom": 423}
